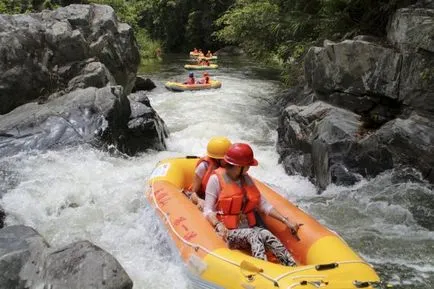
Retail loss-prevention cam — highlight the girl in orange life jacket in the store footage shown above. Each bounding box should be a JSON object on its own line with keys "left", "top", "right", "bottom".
{"left": 203, "top": 143, "right": 300, "bottom": 266}
{"left": 185, "top": 137, "right": 232, "bottom": 210}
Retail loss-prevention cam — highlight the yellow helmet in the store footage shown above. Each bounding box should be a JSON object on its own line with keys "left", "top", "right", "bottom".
{"left": 206, "top": 137, "right": 232, "bottom": 159}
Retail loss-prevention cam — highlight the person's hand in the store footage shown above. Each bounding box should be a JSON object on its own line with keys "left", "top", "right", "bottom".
{"left": 215, "top": 222, "right": 228, "bottom": 241}
{"left": 283, "top": 219, "right": 303, "bottom": 240}
{"left": 197, "top": 199, "right": 204, "bottom": 211}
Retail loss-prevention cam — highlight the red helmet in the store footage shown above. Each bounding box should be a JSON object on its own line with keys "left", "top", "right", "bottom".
{"left": 224, "top": 143, "right": 258, "bottom": 166}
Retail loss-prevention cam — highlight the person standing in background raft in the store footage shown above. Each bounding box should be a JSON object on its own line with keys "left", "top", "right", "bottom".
{"left": 184, "top": 137, "right": 232, "bottom": 210}
{"left": 203, "top": 143, "right": 300, "bottom": 266}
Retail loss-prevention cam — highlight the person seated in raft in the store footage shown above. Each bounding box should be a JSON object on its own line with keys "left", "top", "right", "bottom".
{"left": 206, "top": 50, "right": 213, "bottom": 57}
{"left": 185, "top": 137, "right": 232, "bottom": 210}
{"left": 198, "top": 59, "right": 210, "bottom": 66}
{"left": 184, "top": 72, "right": 195, "bottom": 85}
{"left": 197, "top": 72, "right": 210, "bottom": 84}
{"left": 198, "top": 49, "right": 204, "bottom": 57}
{"left": 203, "top": 143, "right": 300, "bottom": 266}
{"left": 193, "top": 48, "right": 199, "bottom": 53}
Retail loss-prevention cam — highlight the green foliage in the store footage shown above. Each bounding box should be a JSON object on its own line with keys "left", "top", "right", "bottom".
{"left": 215, "top": 0, "right": 417, "bottom": 86}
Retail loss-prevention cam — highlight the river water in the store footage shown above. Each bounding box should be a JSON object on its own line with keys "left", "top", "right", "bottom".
{"left": 0, "top": 55, "right": 432, "bottom": 289}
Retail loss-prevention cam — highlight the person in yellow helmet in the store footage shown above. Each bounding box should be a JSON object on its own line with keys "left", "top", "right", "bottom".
{"left": 185, "top": 137, "right": 232, "bottom": 210}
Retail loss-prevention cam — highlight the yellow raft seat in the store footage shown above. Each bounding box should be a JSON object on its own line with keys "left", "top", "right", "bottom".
{"left": 146, "top": 157, "right": 384, "bottom": 289}
{"left": 164, "top": 80, "right": 221, "bottom": 92}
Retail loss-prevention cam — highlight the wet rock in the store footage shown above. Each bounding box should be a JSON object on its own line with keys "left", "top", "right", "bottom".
{"left": 133, "top": 76, "right": 156, "bottom": 92}
{"left": 0, "top": 4, "right": 140, "bottom": 115}
{"left": 304, "top": 40, "right": 402, "bottom": 99}
{"left": 0, "top": 226, "right": 49, "bottom": 289}
{"left": 0, "top": 86, "right": 167, "bottom": 156}
{"left": 0, "top": 225, "right": 133, "bottom": 289}
{"left": 124, "top": 91, "right": 168, "bottom": 155}
{"left": 351, "top": 113, "right": 434, "bottom": 183}
{"left": 399, "top": 52, "right": 434, "bottom": 116}
{"left": 329, "top": 164, "right": 361, "bottom": 186}
{"left": 387, "top": 8, "right": 434, "bottom": 53}
{"left": 42, "top": 241, "right": 132, "bottom": 289}
{"left": 278, "top": 101, "right": 362, "bottom": 189}
{"left": 0, "top": 209, "right": 4, "bottom": 229}
{"left": 67, "top": 61, "right": 117, "bottom": 92}
{"left": 281, "top": 152, "right": 313, "bottom": 179}
{"left": 0, "top": 87, "right": 124, "bottom": 156}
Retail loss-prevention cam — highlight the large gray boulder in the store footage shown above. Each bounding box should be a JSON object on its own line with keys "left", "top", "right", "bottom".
{"left": 0, "top": 225, "right": 133, "bottom": 289}
{"left": 387, "top": 8, "right": 434, "bottom": 53}
{"left": 278, "top": 104, "right": 433, "bottom": 188}
{"left": 277, "top": 101, "right": 363, "bottom": 189}
{"left": 41, "top": 241, "right": 132, "bottom": 289}
{"left": 0, "top": 4, "right": 140, "bottom": 115}
{"left": 350, "top": 113, "right": 434, "bottom": 183}
{"left": 0, "top": 226, "right": 48, "bottom": 288}
{"left": 0, "top": 87, "right": 167, "bottom": 156}
{"left": 399, "top": 52, "right": 434, "bottom": 116}
{"left": 304, "top": 40, "right": 402, "bottom": 99}
{"left": 279, "top": 5, "right": 434, "bottom": 187}
{"left": 125, "top": 91, "right": 168, "bottom": 155}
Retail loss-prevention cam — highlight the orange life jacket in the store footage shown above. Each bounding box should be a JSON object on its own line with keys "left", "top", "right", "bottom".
{"left": 185, "top": 77, "right": 195, "bottom": 85}
{"left": 215, "top": 168, "right": 261, "bottom": 229}
{"left": 195, "top": 156, "right": 218, "bottom": 197}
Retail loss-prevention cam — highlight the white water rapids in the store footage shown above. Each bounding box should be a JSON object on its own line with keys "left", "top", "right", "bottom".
{"left": 0, "top": 55, "right": 432, "bottom": 289}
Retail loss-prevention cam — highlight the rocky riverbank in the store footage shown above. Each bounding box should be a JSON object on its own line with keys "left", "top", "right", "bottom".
{"left": 277, "top": 3, "right": 434, "bottom": 189}
{"left": 0, "top": 4, "right": 168, "bottom": 157}
{"left": 0, "top": 5, "right": 169, "bottom": 287}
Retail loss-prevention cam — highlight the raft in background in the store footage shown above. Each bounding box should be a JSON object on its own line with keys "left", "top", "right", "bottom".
{"left": 189, "top": 52, "right": 218, "bottom": 60}
{"left": 146, "top": 157, "right": 384, "bottom": 289}
{"left": 184, "top": 64, "right": 218, "bottom": 70}
{"left": 165, "top": 80, "right": 222, "bottom": 92}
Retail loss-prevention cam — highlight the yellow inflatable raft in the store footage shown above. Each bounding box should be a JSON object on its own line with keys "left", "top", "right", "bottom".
{"left": 164, "top": 80, "right": 222, "bottom": 92}
{"left": 147, "top": 157, "right": 384, "bottom": 289}
{"left": 184, "top": 64, "right": 219, "bottom": 70}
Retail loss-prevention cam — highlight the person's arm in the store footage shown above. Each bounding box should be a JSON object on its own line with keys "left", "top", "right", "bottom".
{"left": 203, "top": 175, "right": 228, "bottom": 238}
{"left": 189, "top": 174, "right": 202, "bottom": 205}
{"left": 257, "top": 195, "right": 301, "bottom": 236}
{"left": 188, "top": 162, "right": 207, "bottom": 205}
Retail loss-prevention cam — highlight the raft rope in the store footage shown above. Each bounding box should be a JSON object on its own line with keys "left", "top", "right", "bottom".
{"left": 150, "top": 180, "right": 375, "bottom": 288}
{"left": 275, "top": 260, "right": 373, "bottom": 282}
{"left": 149, "top": 181, "right": 280, "bottom": 286}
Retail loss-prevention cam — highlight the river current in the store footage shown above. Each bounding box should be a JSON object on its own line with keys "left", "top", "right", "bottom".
{"left": 1, "top": 55, "right": 432, "bottom": 289}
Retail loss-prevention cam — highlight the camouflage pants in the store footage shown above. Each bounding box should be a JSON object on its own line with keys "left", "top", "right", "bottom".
{"left": 226, "top": 226, "right": 295, "bottom": 266}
